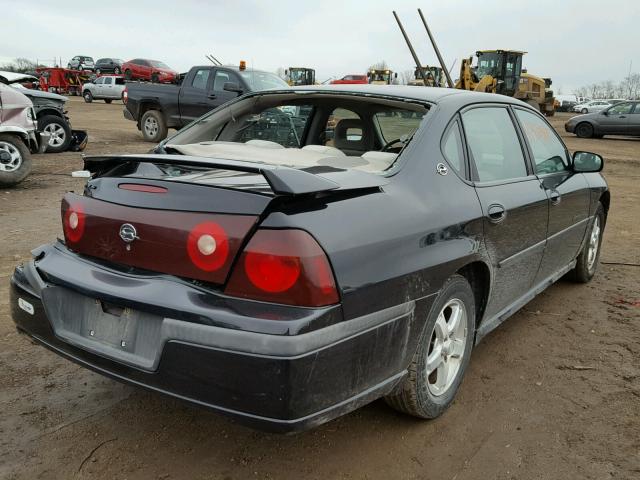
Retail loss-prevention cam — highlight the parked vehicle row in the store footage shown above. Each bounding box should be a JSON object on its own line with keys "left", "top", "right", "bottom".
{"left": 67, "top": 55, "right": 178, "bottom": 83}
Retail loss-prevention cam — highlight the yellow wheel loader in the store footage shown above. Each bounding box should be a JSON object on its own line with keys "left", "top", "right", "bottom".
{"left": 285, "top": 68, "right": 316, "bottom": 86}
{"left": 368, "top": 69, "right": 397, "bottom": 85}
{"left": 456, "top": 50, "right": 555, "bottom": 116}
{"left": 393, "top": 10, "right": 555, "bottom": 116}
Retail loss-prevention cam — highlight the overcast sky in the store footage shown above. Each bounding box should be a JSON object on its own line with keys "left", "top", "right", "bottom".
{"left": 1, "top": 0, "right": 638, "bottom": 93}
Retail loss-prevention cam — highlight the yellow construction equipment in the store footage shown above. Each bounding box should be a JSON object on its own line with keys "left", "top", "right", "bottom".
{"left": 393, "top": 10, "right": 555, "bottom": 116}
{"left": 285, "top": 68, "right": 316, "bottom": 86}
{"left": 456, "top": 50, "right": 555, "bottom": 116}
{"left": 408, "top": 66, "right": 446, "bottom": 87}
{"left": 367, "top": 69, "right": 397, "bottom": 85}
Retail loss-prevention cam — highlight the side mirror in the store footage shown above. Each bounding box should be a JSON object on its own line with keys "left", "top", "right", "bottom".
{"left": 572, "top": 151, "right": 603, "bottom": 173}
{"left": 394, "top": 72, "right": 398, "bottom": 79}
{"left": 223, "top": 82, "right": 243, "bottom": 94}
{"left": 602, "top": 110, "right": 609, "bottom": 116}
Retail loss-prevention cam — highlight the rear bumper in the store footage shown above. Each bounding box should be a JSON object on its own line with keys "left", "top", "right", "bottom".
{"left": 10, "top": 242, "right": 421, "bottom": 432}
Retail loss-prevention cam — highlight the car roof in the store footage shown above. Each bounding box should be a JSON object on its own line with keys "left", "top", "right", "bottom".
{"left": 280, "top": 84, "right": 529, "bottom": 107}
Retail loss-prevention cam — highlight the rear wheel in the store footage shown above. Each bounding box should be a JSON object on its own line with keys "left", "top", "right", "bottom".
{"left": 95, "top": 68, "right": 101, "bottom": 75}
{"left": 38, "top": 115, "right": 72, "bottom": 153}
{"left": 104, "top": 99, "right": 112, "bottom": 104}
{"left": 140, "top": 110, "right": 167, "bottom": 142}
{"left": 124, "top": 69, "right": 132, "bottom": 80}
{"left": 581, "top": 108, "right": 588, "bottom": 114}
{"left": 571, "top": 203, "right": 605, "bottom": 283}
{"left": 0, "top": 134, "right": 32, "bottom": 187}
{"left": 575, "top": 122, "right": 594, "bottom": 138}
{"left": 385, "top": 275, "right": 475, "bottom": 419}
{"left": 114, "top": 67, "right": 121, "bottom": 75}
{"left": 83, "top": 90, "right": 93, "bottom": 103}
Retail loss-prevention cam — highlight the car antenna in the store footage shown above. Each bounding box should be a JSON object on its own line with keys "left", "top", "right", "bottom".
{"left": 205, "top": 54, "right": 222, "bottom": 66}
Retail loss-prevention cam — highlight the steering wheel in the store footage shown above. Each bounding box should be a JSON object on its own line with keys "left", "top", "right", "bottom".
{"left": 382, "top": 138, "right": 404, "bottom": 152}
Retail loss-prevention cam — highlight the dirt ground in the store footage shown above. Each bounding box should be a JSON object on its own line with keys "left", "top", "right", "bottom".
{"left": 1, "top": 98, "right": 639, "bottom": 480}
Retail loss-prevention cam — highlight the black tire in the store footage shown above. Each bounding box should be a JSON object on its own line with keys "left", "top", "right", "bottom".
{"left": 114, "top": 67, "right": 121, "bottom": 75}
{"left": 95, "top": 69, "right": 101, "bottom": 75}
{"left": 151, "top": 73, "right": 159, "bottom": 83}
{"left": 385, "top": 274, "right": 475, "bottom": 419}
{"left": 581, "top": 108, "right": 588, "bottom": 114}
{"left": 0, "top": 134, "right": 32, "bottom": 187}
{"left": 104, "top": 99, "right": 112, "bottom": 104}
{"left": 124, "top": 69, "right": 132, "bottom": 80}
{"left": 83, "top": 90, "right": 93, "bottom": 103}
{"left": 575, "top": 122, "right": 594, "bottom": 138}
{"left": 37, "top": 115, "right": 72, "bottom": 153}
{"left": 140, "top": 110, "right": 168, "bottom": 142}
{"left": 571, "top": 203, "right": 605, "bottom": 283}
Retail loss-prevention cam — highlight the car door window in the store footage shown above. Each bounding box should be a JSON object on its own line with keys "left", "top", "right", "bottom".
{"left": 103, "top": 77, "right": 113, "bottom": 85}
{"left": 441, "top": 119, "right": 465, "bottom": 176}
{"left": 607, "top": 102, "right": 633, "bottom": 115}
{"left": 462, "top": 107, "right": 527, "bottom": 182}
{"left": 191, "top": 69, "right": 210, "bottom": 90}
{"left": 515, "top": 109, "right": 569, "bottom": 174}
{"left": 94, "top": 77, "right": 104, "bottom": 85}
{"left": 632, "top": 103, "right": 640, "bottom": 114}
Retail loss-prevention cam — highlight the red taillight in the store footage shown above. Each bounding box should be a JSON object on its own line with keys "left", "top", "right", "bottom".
{"left": 122, "top": 87, "right": 128, "bottom": 103}
{"left": 186, "top": 222, "right": 229, "bottom": 272}
{"left": 225, "top": 229, "right": 339, "bottom": 307}
{"left": 62, "top": 203, "right": 85, "bottom": 243}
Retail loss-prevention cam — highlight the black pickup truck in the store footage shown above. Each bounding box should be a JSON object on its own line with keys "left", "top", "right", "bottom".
{"left": 123, "top": 65, "right": 289, "bottom": 142}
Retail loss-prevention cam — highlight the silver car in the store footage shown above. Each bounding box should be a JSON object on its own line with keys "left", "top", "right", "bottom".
{"left": 67, "top": 55, "right": 95, "bottom": 71}
{"left": 81, "top": 76, "right": 126, "bottom": 103}
{"left": 573, "top": 100, "right": 611, "bottom": 114}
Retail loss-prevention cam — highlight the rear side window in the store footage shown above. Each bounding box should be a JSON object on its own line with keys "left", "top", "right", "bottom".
{"left": 462, "top": 107, "right": 527, "bottom": 182}
{"left": 441, "top": 120, "right": 465, "bottom": 175}
{"left": 514, "top": 109, "right": 568, "bottom": 174}
{"left": 633, "top": 103, "right": 640, "bottom": 114}
{"left": 191, "top": 69, "right": 210, "bottom": 90}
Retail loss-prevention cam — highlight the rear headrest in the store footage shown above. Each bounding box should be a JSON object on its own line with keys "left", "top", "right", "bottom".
{"left": 333, "top": 118, "right": 372, "bottom": 151}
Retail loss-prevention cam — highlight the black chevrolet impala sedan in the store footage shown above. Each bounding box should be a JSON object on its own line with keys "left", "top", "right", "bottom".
{"left": 11, "top": 85, "right": 609, "bottom": 432}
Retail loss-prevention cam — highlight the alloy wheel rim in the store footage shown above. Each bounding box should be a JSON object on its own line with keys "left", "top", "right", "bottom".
{"left": 0, "top": 141, "right": 23, "bottom": 172}
{"left": 144, "top": 117, "right": 159, "bottom": 136}
{"left": 44, "top": 123, "right": 66, "bottom": 147}
{"left": 587, "top": 216, "right": 600, "bottom": 270}
{"left": 426, "top": 298, "right": 468, "bottom": 397}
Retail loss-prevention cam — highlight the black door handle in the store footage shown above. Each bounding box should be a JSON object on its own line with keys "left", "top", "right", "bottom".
{"left": 207, "top": 94, "right": 217, "bottom": 99}
{"left": 487, "top": 204, "right": 506, "bottom": 223}
{"left": 549, "top": 190, "right": 561, "bottom": 205}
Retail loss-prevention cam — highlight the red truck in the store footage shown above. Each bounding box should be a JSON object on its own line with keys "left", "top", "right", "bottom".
{"left": 330, "top": 74, "right": 368, "bottom": 85}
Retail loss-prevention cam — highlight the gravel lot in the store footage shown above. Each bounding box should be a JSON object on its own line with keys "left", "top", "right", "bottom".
{"left": 1, "top": 97, "right": 639, "bottom": 479}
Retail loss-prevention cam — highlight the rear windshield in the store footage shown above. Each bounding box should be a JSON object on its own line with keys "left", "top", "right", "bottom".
{"left": 164, "top": 93, "right": 429, "bottom": 174}
{"left": 238, "top": 71, "right": 289, "bottom": 90}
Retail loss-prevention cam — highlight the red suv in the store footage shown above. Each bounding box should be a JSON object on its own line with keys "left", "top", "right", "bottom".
{"left": 121, "top": 59, "right": 178, "bottom": 83}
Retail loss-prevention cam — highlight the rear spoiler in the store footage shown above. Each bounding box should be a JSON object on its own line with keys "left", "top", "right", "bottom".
{"left": 83, "top": 154, "right": 388, "bottom": 196}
